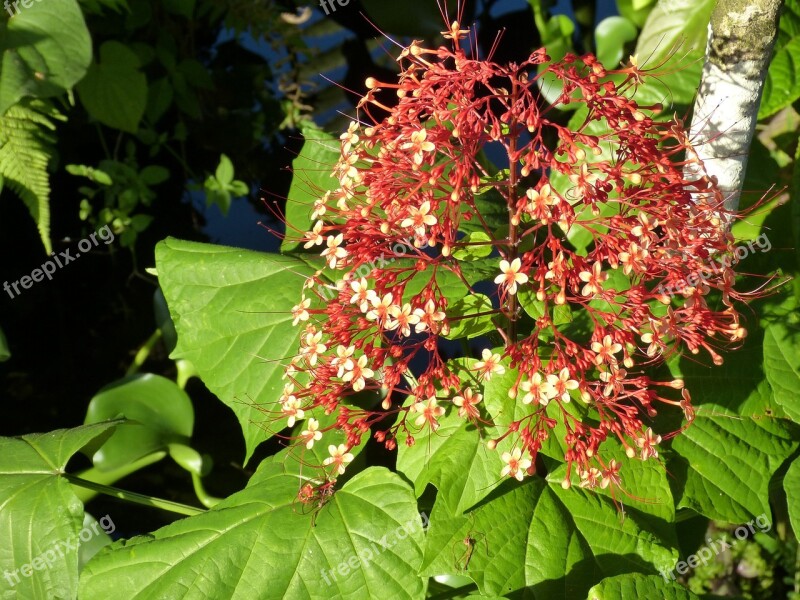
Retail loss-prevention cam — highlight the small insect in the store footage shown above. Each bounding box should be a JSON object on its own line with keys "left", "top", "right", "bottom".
{"left": 452, "top": 518, "right": 488, "bottom": 572}
{"left": 294, "top": 477, "right": 336, "bottom": 526}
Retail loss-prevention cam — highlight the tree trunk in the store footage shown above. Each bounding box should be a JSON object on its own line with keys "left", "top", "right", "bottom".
{"left": 686, "top": 0, "right": 783, "bottom": 213}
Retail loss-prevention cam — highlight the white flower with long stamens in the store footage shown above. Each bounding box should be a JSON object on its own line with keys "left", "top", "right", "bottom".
{"left": 321, "top": 234, "right": 347, "bottom": 268}
{"left": 340, "top": 121, "right": 360, "bottom": 154}
{"left": 413, "top": 299, "right": 446, "bottom": 333}
{"left": 332, "top": 345, "right": 355, "bottom": 378}
{"left": 300, "top": 418, "right": 322, "bottom": 449}
{"left": 349, "top": 277, "right": 377, "bottom": 313}
{"left": 401, "top": 129, "right": 435, "bottom": 165}
{"left": 520, "top": 372, "right": 555, "bottom": 406}
{"left": 323, "top": 444, "right": 354, "bottom": 475}
{"left": 281, "top": 396, "right": 304, "bottom": 427}
{"left": 494, "top": 257, "right": 528, "bottom": 295}
{"left": 301, "top": 329, "right": 326, "bottom": 366}
{"left": 413, "top": 397, "right": 445, "bottom": 430}
{"left": 400, "top": 201, "right": 437, "bottom": 234}
{"left": 474, "top": 348, "right": 505, "bottom": 381}
{"left": 501, "top": 448, "right": 531, "bottom": 481}
{"left": 303, "top": 221, "right": 325, "bottom": 249}
{"left": 453, "top": 388, "right": 482, "bottom": 419}
{"left": 291, "top": 298, "right": 311, "bottom": 326}
{"left": 546, "top": 368, "right": 580, "bottom": 403}
{"left": 366, "top": 293, "right": 394, "bottom": 324}
{"left": 311, "top": 191, "right": 330, "bottom": 220}
{"left": 341, "top": 355, "right": 374, "bottom": 392}
{"left": 386, "top": 303, "right": 420, "bottom": 337}
{"left": 590, "top": 334, "right": 622, "bottom": 365}
{"left": 578, "top": 261, "right": 607, "bottom": 297}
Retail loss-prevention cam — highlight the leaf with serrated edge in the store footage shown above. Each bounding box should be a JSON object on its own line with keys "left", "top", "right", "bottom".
{"left": 79, "top": 464, "right": 426, "bottom": 599}
{"left": 155, "top": 238, "right": 321, "bottom": 462}
{"left": 0, "top": 421, "right": 119, "bottom": 600}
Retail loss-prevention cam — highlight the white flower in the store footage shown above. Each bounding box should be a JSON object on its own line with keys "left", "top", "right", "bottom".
{"left": 494, "top": 257, "right": 528, "bottom": 295}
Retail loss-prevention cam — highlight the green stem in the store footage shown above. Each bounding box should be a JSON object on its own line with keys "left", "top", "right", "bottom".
{"left": 65, "top": 473, "right": 205, "bottom": 517}
{"left": 70, "top": 451, "right": 167, "bottom": 504}
{"left": 175, "top": 358, "right": 197, "bottom": 390}
{"left": 125, "top": 329, "right": 162, "bottom": 376}
{"left": 191, "top": 473, "right": 223, "bottom": 509}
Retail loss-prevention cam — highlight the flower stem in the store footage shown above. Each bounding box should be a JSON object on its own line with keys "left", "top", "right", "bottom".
{"left": 65, "top": 473, "right": 206, "bottom": 517}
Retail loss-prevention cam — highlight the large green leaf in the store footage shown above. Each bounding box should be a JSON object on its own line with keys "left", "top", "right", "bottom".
{"left": 83, "top": 373, "right": 194, "bottom": 471}
{"left": 784, "top": 456, "right": 800, "bottom": 539}
{"left": 634, "top": 0, "right": 714, "bottom": 105}
{"left": 155, "top": 238, "right": 321, "bottom": 462}
{"left": 280, "top": 125, "right": 339, "bottom": 253}
{"left": 586, "top": 573, "right": 701, "bottom": 600}
{"left": 670, "top": 344, "right": 799, "bottom": 522}
{"left": 0, "top": 0, "right": 92, "bottom": 114}
{"left": 80, "top": 463, "right": 427, "bottom": 599}
{"left": 76, "top": 41, "right": 148, "bottom": 133}
{"left": 420, "top": 478, "right": 677, "bottom": 598}
{"left": 763, "top": 304, "right": 800, "bottom": 424}
{"left": 397, "top": 405, "right": 504, "bottom": 515}
{"left": 0, "top": 421, "right": 119, "bottom": 600}
{"left": 759, "top": 35, "right": 800, "bottom": 119}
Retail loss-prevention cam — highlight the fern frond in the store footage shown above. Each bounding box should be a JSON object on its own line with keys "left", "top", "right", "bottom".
{"left": 0, "top": 101, "right": 59, "bottom": 254}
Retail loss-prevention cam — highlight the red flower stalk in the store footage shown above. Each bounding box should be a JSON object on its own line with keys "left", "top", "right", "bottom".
{"left": 272, "top": 22, "right": 761, "bottom": 490}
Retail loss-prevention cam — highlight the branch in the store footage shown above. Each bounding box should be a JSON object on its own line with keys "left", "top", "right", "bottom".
{"left": 686, "top": 0, "right": 783, "bottom": 213}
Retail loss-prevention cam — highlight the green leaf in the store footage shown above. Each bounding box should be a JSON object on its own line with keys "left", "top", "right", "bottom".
{"left": 763, "top": 301, "right": 800, "bottom": 423}
{"left": 77, "top": 41, "right": 148, "bottom": 133}
{"left": 634, "top": 0, "right": 714, "bottom": 105}
{"left": 670, "top": 344, "right": 799, "bottom": 522}
{"left": 759, "top": 36, "right": 800, "bottom": 118}
{"left": 595, "top": 17, "right": 638, "bottom": 69}
{"left": 139, "top": 165, "right": 169, "bottom": 186}
{"left": 0, "top": 421, "right": 119, "bottom": 600}
{"left": 397, "top": 403, "right": 504, "bottom": 515}
{"left": 0, "top": 324, "right": 9, "bottom": 361}
{"left": 83, "top": 373, "right": 194, "bottom": 471}
{"left": 162, "top": 0, "right": 195, "bottom": 19}
{"left": 445, "top": 294, "right": 496, "bottom": 340}
{"left": 281, "top": 125, "right": 339, "bottom": 252}
{"left": 0, "top": 0, "right": 92, "bottom": 114}
{"left": 615, "top": 0, "right": 657, "bottom": 27}
{"left": 784, "top": 456, "right": 800, "bottom": 539}
{"left": 420, "top": 478, "right": 677, "bottom": 597}
{"left": 155, "top": 238, "right": 321, "bottom": 462}
{"left": 451, "top": 231, "right": 493, "bottom": 261}
{"left": 0, "top": 101, "right": 57, "bottom": 253}
{"left": 80, "top": 464, "right": 427, "bottom": 599}
{"left": 586, "top": 573, "right": 701, "bottom": 599}
{"left": 214, "top": 153, "right": 234, "bottom": 186}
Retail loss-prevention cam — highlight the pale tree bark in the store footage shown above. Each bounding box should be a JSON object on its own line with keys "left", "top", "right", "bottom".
{"left": 686, "top": 0, "right": 783, "bottom": 213}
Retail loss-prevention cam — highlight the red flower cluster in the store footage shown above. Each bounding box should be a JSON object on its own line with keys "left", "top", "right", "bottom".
{"left": 276, "top": 23, "right": 754, "bottom": 491}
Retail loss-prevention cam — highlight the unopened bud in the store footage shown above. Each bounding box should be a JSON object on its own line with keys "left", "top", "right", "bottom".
{"left": 365, "top": 77, "right": 379, "bottom": 89}
{"left": 486, "top": 439, "right": 497, "bottom": 450}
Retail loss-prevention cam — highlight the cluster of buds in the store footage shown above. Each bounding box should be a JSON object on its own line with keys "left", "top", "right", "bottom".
{"left": 273, "top": 21, "right": 756, "bottom": 492}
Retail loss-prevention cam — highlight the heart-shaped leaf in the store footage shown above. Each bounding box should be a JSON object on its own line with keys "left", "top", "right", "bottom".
{"left": 80, "top": 463, "right": 426, "bottom": 599}
{"left": 155, "top": 237, "right": 323, "bottom": 462}
{"left": 83, "top": 373, "right": 194, "bottom": 471}
{"left": 0, "top": 421, "right": 119, "bottom": 600}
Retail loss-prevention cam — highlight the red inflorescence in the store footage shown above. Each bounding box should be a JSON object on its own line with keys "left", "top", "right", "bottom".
{"left": 274, "top": 23, "right": 756, "bottom": 490}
